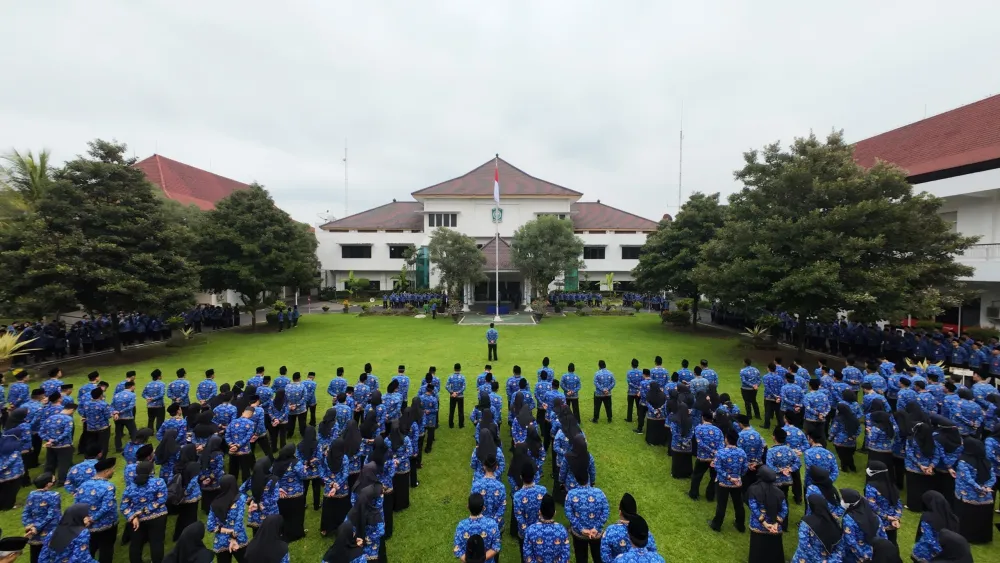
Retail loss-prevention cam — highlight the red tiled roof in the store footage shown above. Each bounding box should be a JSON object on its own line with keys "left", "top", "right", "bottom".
{"left": 570, "top": 202, "right": 659, "bottom": 231}
{"left": 853, "top": 93, "right": 1000, "bottom": 178}
{"left": 481, "top": 237, "right": 514, "bottom": 270}
{"left": 135, "top": 154, "right": 251, "bottom": 210}
{"left": 412, "top": 157, "right": 582, "bottom": 198}
{"left": 319, "top": 201, "right": 424, "bottom": 231}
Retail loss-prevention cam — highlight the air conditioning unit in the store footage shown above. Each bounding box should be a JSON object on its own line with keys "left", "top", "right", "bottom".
{"left": 988, "top": 306, "right": 1000, "bottom": 319}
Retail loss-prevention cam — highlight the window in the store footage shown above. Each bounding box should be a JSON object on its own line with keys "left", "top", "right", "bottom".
{"left": 621, "top": 246, "right": 641, "bottom": 260}
{"left": 368, "top": 280, "right": 381, "bottom": 290}
{"left": 428, "top": 213, "right": 458, "bottom": 228}
{"left": 389, "top": 245, "right": 410, "bottom": 259}
{"left": 580, "top": 281, "right": 600, "bottom": 290}
{"left": 616, "top": 281, "right": 636, "bottom": 291}
{"left": 583, "top": 246, "right": 606, "bottom": 260}
{"left": 939, "top": 211, "right": 958, "bottom": 233}
{"left": 341, "top": 245, "right": 372, "bottom": 259}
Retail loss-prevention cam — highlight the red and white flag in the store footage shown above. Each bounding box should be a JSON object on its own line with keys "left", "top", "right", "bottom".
{"left": 493, "top": 159, "right": 500, "bottom": 204}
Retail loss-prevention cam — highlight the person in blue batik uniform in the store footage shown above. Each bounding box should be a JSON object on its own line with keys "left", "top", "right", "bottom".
{"left": 688, "top": 411, "right": 721, "bottom": 497}
{"left": 625, "top": 358, "right": 642, "bottom": 423}
{"left": 382, "top": 380, "right": 402, "bottom": 427}
{"left": 74, "top": 457, "right": 117, "bottom": 563}
{"left": 560, "top": 364, "right": 582, "bottom": 422}
{"left": 304, "top": 371, "right": 319, "bottom": 426}
{"left": 511, "top": 460, "right": 547, "bottom": 541}
{"left": 842, "top": 357, "right": 863, "bottom": 391}
{"left": 615, "top": 516, "right": 665, "bottom": 563}
{"left": 64, "top": 444, "right": 100, "bottom": 496}
{"left": 273, "top": 367, "right": 291, "bottom": 393}
{"left": 320, "top": 438, "right": 351, "bottom": 536}
{"left": 600, "top": 493, "right": 659, "bottom": 562}
{"left": 803, "top": 378, "right": 832, "bottom": 438}
{"left": 142, "top": 369, "right": 166, "bottom": 432}
{"left": 196, "top": 369, "right": 218, "bottom": 406}
{"left": 453, "top": 493, "right": 500, "bottom": 563}
{"left": 766, "top": 427, "right": 802, "bottom": 510}
{"left": 24, "top": 472, "right": 61, "bottom": 563}
{"left": 391, "top": 366, "right": 410, "bottom": 406}
{"left": 523, "top": 493, "right": 571, "bottom": 563}
{"left": 119, "top": 461, "right": 168, "bottom": 563}
{"left": 471, "top": 453, "right": 506, "bottom": 533}
{"left": 8, "top": 370, "right": 30, "bottom": 408}
{"left": 649, "top": 356, "right": 668, "bottom": 388}
{"left": 806, "top": 465, "right": 844, "bottom": 521}
{"left": 207, "top": 475, "right": 249, "bottom": 563}
{"left": 953, "top": 389, "right": 984, "bottom": 437}
{"left": 559, "top": 434, "right": 596, "bottom": 491}
{"left": 791, "top": 495, "right": 844, "bottom": 563}
{"left": 864, "top": 460, "right": 902, "bottom": 546}
{"left": 244, "top": 514, "right": 290, "bottom": 563}
{"left": 327, "top": 367, "right": 348, "bottom": 404}
{"left": 243, "top": 458, "right": 277, "bottom": 534}
{"left": 447, "top": 363, "right": 467, "bottom": 430}
{"left": 267, "top": 389, "right": 290, "bottom": 450}
{"left": 156, "top": 403, "right": 186, "bottom": 443}
{"left": 778, "top": 372, "right": 805, "bottom": 428}
{"left": 421, "top": 382, "right": 439, "bottom": 453}
{"left": 77, "top": 372, "right": 99, "bottom": 406}
{"left": 746, "top": 466, "right": 787, "bottom": 563}
{"left": 40, "top": 402, "right": 76, "bottom": 486}
{"left": 173, "top": 445, "right": 203, "bottom": 541}
{"left": 840, "top": 488, "right": 888, "bottom": 563}
{"left": 272, "top": 444, "right": 308, "bottom": 542}
{"left": 912, "top": 490, "right": 958, "bottom": 563}
{"left": 591, "top": 360, "right": 615, "bottom": 424}
{"left": 296, "top": 427, "right": 325, "bottom": 511}
{"left": 111, "top": 380, "right": 137, "bottom": 454}
{"left": 324, "top": 520, "right": 366, "bottom": 563}
{"left": 41, "top": 368, "right": 63, "bottom": 399}
{"left": 80, "top": 388, "right": 112, "bottom": 460}
{"left": 804, "top": 429, "right": 839, "bottom": 491}
{"left": 761, "top": 363, "right": 784, "bottom": 429}
{"left": 931, "top": 415, "right": 963, "bottom": 506}
{"left": 212, "top": 393, "right": 238, "bottom": 429}
{"left": 37, "top": 503, "right": 96, "bottom": 563}
{"left": 167, "top": 368, "right": 191, "bottom": 408}
{"left": 505, "top": 367, "right": 523, "bottom": 412}
{"left": 708, "top": 430, "right": 747, "bottom": 532}
{"left": 564, "top": 450, "right": 608, "bottom": 563}
{"left": 676, "top": 359, "right": 694, "bottom": 384}
{"left": 736, "top": 414, "right": 765, "bottom": 485}
{"left": 471, "top": 428, "right": 505, "bottom": 482}
{"left": 953, "top": 438, "right": 995, "bottom": 544}
{"left": 155, "top": 426, "right": 182, "bottom": 482}
{"left": 225, "top": 405, "right": 256, "bottom": 483}
{"left": 199, "top": 435, "right": 225, "bottom": 514}
{"left": 286, "top": 372, "right": 308, "bottom": 438}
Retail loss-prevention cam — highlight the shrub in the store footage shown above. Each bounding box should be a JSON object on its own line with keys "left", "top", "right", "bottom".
{"left": 632, "top": 301, "right": 643, "bottom": 311}
{"left": 321, "top": 305, "right": 330, "bottom": 313}
{"left": 318, "top": 288, "right": 337, "bottom": 301}
{"left": 166, "top": 315, "right": 185, "bottom": 329}
{"left": 756, "top": 314, "right": 781, "bottom": 329}
{"left": 360, "top": 303, "right": 372, "bottom": 313}
{"left": 964, "top": 326, "right": 1000, "bottom": 341}
{"left": 404, "top": 303, "right": 416, "bottom": 312}
{"left": 575, "top": 309, "right": 588, "bottom": 316}
{"left": 661, "top": 310, "right": 690, "bottom": 326}
{"left": 574, "top": 301, "right": 587, "bottom": 309}
{"left": 265, "top": 312, "right": 279, "bottom": 325}
{"left": 553, "top": 303, "right": 563, "bottom": 313}
{"left": 914, "top": 320, "right": 944, "bottom": 330}
{"left": 674, "top": 298, "right": 693, "bottom": 312}
{"left": 272, "top": 300, "right": 287, "bottom": 311}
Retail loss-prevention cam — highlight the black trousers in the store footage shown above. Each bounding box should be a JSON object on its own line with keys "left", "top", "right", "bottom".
{"left": 711, "top": 486, "right": 745, "bottom": 531}
{"left": 626, "top": 395, "right": 638, "bottom": 421}
{"left": 174, "top": 501, "right": 200, "bottom": 541}
{"left": 30, "top": 543, "right": 41, "bottom": 563}
{"left": 147, "top": 407, "right": 165, "bottom": 430}
{"left": 690, "top": 460, "right": 716, "bottom": 500}
{"left": 567, "top": 398, "right": 581, "bottom": 421}
{"left": 86, "top": 427, "right": 111, "bottom": 460}
{"left": 44, "top": 446, "right": 74, "bottom": 483}
{"left": 425, "top": 427, "right": 436, "bottom": 452}
{"left": 254, "top": 434, "right": 273, "bottom": 459}
{"left": 835, "top": 445, "right": 857, "bottom": 472}
{"left": 114, "top": 418, "right": 137, "bottom": 452}
{"left": 308, "top": 405, "right": 317, "bottom": 426}
{"left": 592, "top": 396, "right": 612, "bottom": 421}
{"left": 741, "top": 388, "right": 761, "bottom": 419}
{"left": 488, "top": 343, "right": 498, "bottom": 361}
{"left": 269, "top": 422, "right": 287, "bottom": 449}
{"left": 306, "top": 477, "right": 323, "bottom": 509}
{"left": 762, "top": 400, "right": 779, "bottom": 428}
{"left": 89, "top": 524, "right": 119, "bottom": 563}
{"left": 291, "top": 412, "right": 307, "bottom": 437}
{"left": 29, "top": 433, "right": 42, "bottom": 468}
{"left": 131, "top": 516, "right": 166, "bottom": 563}
{"left": 636, "top": 405, "right": 648, "bottom": 432}
{"left": 571, "top": 535, "right": 602, "bottom": 563}
{"left": 449, "top": 397, "right": 465, "bottom": 428}
{"left": 229, "top": 453, "right": 254, "bottom": 483}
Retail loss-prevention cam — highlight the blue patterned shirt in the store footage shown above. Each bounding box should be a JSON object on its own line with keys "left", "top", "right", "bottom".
{"left": 560, "top": 372, "right": 581, "bottom": 399}
{"left": 74, "top": 478, "right": 118, "bottom": 531}
{"left": 954, "top": 398, "right": 984, "bottom": 436}
{"left": 956, "top": 459, "right": 995, "bottom": 504}
{"left": 748, "top": 497, "right": 788, "bottom": 534}
{"left": 286, "top": 382, "right": 307, "bottom": 414}
{"left": 601, "top": 522, "right": 658, "bottom": 562}
{"left": 196, "top": 379, "right": 218, "bottom": 403}
{"left": 863, "top": 373, "right": 887, "bottom": 394}
{"left": 593, "top": 369, "right": 615, "bottom": 396}
{"left": 453, "top": 516, "right": 501, "bottom": 562}
{"left": 765, "top": 445, "right": 801, "bottom": 486}
{"left": 626, "top": 369, "right": 642, "bottom": 396}
{"left": 803, "top": 446, "right": 839, "bottom": 489}
{"left": 804, "top": 390, "right": 831, "bottom": 422}
{"left": 142, "top": 380, "right": 165, "bottom": 408}
{"left": 911, "top": 521, "right": 941, "bottom": 562}
{"left": 447, "top": 373, "right": 467, "bottom": 397}
{"left": 8, "top": 381, "right": 29, "bottom": 408}
{"left": 212, "top": 403, "right": 238, "bottom": 427}
{"left": 471, "top": 476, "right": 506, "bottom": 529}
{"left": 225, "top": 417, "right": 256, "bottom": 454}
{"left": 81, "top": 399, "right": 112, "bottom": 431}
{"left": 831, "top": 402, "right": 863, "bottom": 447}
{"left": 565, "top": 485, "right": 610, "bottom": 537}
{"left": 156, "top": 417, "right": 186, "bottom": 443}
{"left": 864, "top": 484, "right": 901, "bottom": 533}
{"left": 513, "top": 484, "right": 548, "bottom": 536}
{"left": 738, "top": 427, "right": 765, "bottom": 465}
{"left": 207, "top": 492, "right": 249, "bottom": 552}
{"left": 41, "top": 378, "right": 63, "bottom": 398}
{"left": 763, "top": 373, "right": 784, "bottom": 401}
{"left": 40, "top": 413, "right": 74, "bottom": 447}
{"left": 486, "top": 328, "right": 499, "bottom": 343}
{"left": 64, "top": 459, "right": 97, "bottom": 495}
{"left": 303, "top": 379, "right": 317, "bottom": 406}
{"left": 273, "top": 376, "right": 290, "bottom": 393}
{"left": 617, "top": 547, "right": 666, "bottom": 563}
{"left": 841, "top": 366, "right": 863, "bottom": 390}
{"left": 120, "top": 476, "right": 168, "bottom": 522}
{"left": 650, "top": 366, "right": 668, "bottom": 387}
{"left": 167, "top": 379, "right": 190, "bottom": 406}
{"left": 327, "top": 377, "right": 348, "bottom": 400}
{"left": 694, "top": 423, "right": 723, "bottom": 460}
{"left": 111, "top": 390, "right": 135, "bottom": 419}
{"left": 523, "top": 521, "right": 571, "bottom": 563}
{"left": 37, "top": 528, "right": 92, "bottom": 563}
{"left": 780, "top": 383, "right": 804, "bottom": 412}
{"left": 714, "top": 446, "right": 748, "bottom": 487}
{"left": 23, "top": 489, "right": 61, "bottom": 546}
{"left": 740, "top": 366, "right": 761, "bottom": 389}
{"left": 792, "top": 520, "right": 845, "bottom": 563}
{"left": 391, "top": 375, "right": 409, "bottom": 403}
{"left": 422, "top": 394, "right": 439, "bottom": 428}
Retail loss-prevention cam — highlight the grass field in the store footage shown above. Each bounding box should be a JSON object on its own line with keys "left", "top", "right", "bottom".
{"left": 2, "top": 314, "right": 994, "bottom": 562}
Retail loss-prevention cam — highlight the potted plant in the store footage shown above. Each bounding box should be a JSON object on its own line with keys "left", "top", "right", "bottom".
{"left": 531, "top": 299, "right": 547, "bottom": 322}
{"left": 632, "top": 301, "right": 643, "bottom": 313}
{"left": 0, "top": 332, "right": 36, "bottom": 373}
{"left": 322, "top": 305, "right": 330, "bottom": 313}
{"left": 741, "top": 324, "right": 777, "bottom": 349}
{"left": 342, "top": 299, "right": 350, "bottom": 313}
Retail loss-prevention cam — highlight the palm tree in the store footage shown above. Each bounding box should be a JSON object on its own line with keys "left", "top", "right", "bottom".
{"left": 0, "top": 148, "right": 53, "bottom": 224}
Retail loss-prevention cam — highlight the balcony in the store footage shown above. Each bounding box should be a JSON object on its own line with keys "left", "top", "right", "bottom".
{"left": 958, "top": 244, "right": 1000, "bottom": 282}
{"left": 962, "top": 243, "right": 1000, "bottom": 259}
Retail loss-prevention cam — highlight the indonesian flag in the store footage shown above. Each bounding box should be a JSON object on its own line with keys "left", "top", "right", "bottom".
{"left": 493, "top": 159, "right": 500, "bottom": 203}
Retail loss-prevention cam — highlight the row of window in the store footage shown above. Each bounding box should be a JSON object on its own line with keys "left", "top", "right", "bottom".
{"left": 343, "top": 245, "right": 641, "bottom": 260}
{"left": 428, "top": 213, "right": 458, "bottom": 228}
{"left": 583, "top": 246, "right": 641, "bottom": 260}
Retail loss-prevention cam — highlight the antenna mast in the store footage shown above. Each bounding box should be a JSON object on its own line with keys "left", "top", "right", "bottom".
{"left": 678, "top": 101, "right": 684, "bottom": 212}
{"left": 343, "top": 141, "right": 348, "bottom": 217}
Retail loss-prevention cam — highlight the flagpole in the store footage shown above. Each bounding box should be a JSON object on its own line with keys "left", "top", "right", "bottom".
{"left": 494, "top": 154, "right": 502, "bottom": 323}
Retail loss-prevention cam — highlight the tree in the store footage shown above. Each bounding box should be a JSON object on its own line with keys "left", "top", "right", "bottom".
{"left": 195, "top": 183, "right": 319, "bottom": 327}
{"left": 0, "top": 149, "right": 53, "bottom": 226}
{"left": 510, "top": 216, "right": 585, "bottom": 307}
{"left": 633, "top": 192, "right": 725, "bottom": 327}
{"left": 0, "top": 140, "right": 199, "bottom": 351}
{"left": 693, "top": 131, "right": 978, "bottom": 351}
{"left": 427, "top": 228, "right": 485, "bottom": 309}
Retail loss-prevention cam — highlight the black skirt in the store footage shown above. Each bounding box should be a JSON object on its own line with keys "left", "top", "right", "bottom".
{"left": 0, "top": 477, "right": 22, "bottom": 510}
{"left": 671, "top": 450, "right": 693, "bottom": 478}
{"left": 748, "top": 530, "right": 785, "bottom": 563}
{"left": 955, "top": 500, "right": 994, "bottom": 544}
{"left": 200, "top": 488, "right": 220, "bottom": 514}
{"left": 278, "top": 494, "right": 307, "bottom": 541}
{"left": 905, "top": 472, "right": 934, "bottom": 512}
{"left": 934, "top": 471, "right": 956, "bottom": 506}
{"left": 645, "top": 419, "right": 668, "bottom": 446}
{"left": 393, "top": 472, "right": 410, "bottom": 511}
{"left": 320, "top": 495, "right": 351, "bottom": 535}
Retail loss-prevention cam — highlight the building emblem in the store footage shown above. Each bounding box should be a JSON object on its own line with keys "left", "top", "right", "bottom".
{"left": 491, "top": 207, "right": 503, "bottom": 223}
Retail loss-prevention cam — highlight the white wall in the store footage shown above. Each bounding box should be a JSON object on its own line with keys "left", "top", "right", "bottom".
{"left": 578, "top": 232, "right": 648, "bottom": 284}
{"left": 917, "top": 167, "right": 1000, "bottom": 199}
{"left": 940, "top": 189, "right": 1000, "bottom": 282}
{"left": 420, "top": 197, "right": 574, "bottom": 238}
{"left": 315, "top": 229, "right": 424, "bottom": 290}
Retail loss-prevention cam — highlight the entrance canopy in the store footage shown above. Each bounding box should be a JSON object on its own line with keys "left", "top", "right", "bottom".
{"left": 480, "top": 237, "right": 516, "bottom": 271}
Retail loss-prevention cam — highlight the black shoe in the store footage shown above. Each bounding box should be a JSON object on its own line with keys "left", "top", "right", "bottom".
{"left": 733, "top": 523, "right": 746, "bottom": 534}
{"left": 633, "top": 429, "right": 643, "bottom": 434}
{"left": 688, "top": 493, "right": 699, "bottom": 501}
{"left": 625, "top": 418, "right": 633, "bottom": 423}
{"left": 707, "top": 519, "right": 721, "bottom": 532}
{"left": 590, "top": 419, "right": 598, "bottom": 423}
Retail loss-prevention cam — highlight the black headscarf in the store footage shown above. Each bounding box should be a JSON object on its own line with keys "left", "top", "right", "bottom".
{"left": 408, "top": 397, "right": 423, "bottom": 427}
{"left": 477, "top": 427, "right": 497, "bottom": 465}
{"left": 512, "top": 392, "right": 524, "bottom": 417}
{"left": 192, "top": 411, "right": 219, "bottom": 439}
{"left": 271, "top": 445, "right": 297, "bottom": 479}
{"left": 327, "top": 438, "right": 346, "bottom": 474}
{"left": 694, "top": 391, "right": 711, "bottom": 414}
{"left": 932, "top": 417, "right": 962, "bottom": 454}
{"left": 398, "top": 403, "right": 413, "bottom": 434}
{"left": 842, "top": 488, "right": 880, "bottom": 544}
{"left": 477, "top": 391, "right": 490, "bottom": 411}
{"left": 508, "top": 444, "right": 532, "bottom": 488}
{"left": 892, "top": 411, "right": 910, "bottom": 440}
{"left": 250, "top": 458, "right": 272, "bottom": 503}
{"left": 354, "top": 462, "right": 379, "bottom": 494}
{"left": 200, "top": 435, "right": 224, "bottom": 471}
{"left": 272, "top": 389, "right": 286, "bottom": 411}
{"left": 343, "top": 420, "right": 362, "bottom": 458}
{"left": 178, "top": 444, "right": 200, "bottom": 488}
{"left": 48, "top": 503, "right": 90, "bottom": 553}
{"left": 211, "top": 475, "right": 239, "bottom": 521}
{"left": 478, "top": 409, "right": 498, "bottom": 445}
{"left": 713, "top": 410, "right": 731, "bottom": 435}
{"left": 958, "top": 438, "right": 990, "bottom": 485}
{"left": 567, "top": 434, "right": 590, "bottom": 485}
{"left": 920, "top": 490, "right": 959, "bottom": 533}
{"left": 836, "top": 403, "right": 860, "bottom": 437}
{"left": 871, "top": 537, "right": 904, "bottom": 563}
{"left": 318, "top": 408, "right": 338, "bottom": 439}
{"left": 526, "top": 425, "right": 543, "bottom": 459}
{"left": 134, "top": 461, "right": 155, "bottom": 486}
{"left": 646, "top": 383, "right": 666, "bottom": 409}
{"left": 745, "top": 466, "right": 783, "bottom": 524}
{"left": 672, "top": 404, "right": 692, "bottom": 436}
{"left": 388, "top": 421, "right": 405, "bottom": 451}
{"left": 298, "top": 426, "right": 318, "bottom": 460}
{"left": 185, "top": 404, "right": 202, "bottom": 429}
{"left": 4, "top": 407, "right": 27, "bottom": 430}
{"left": 865, "top": 460, "right": 898, "bottom": 506}
{"left": 707, "top": 383, "right": 720, "bottom": 410}
{"left": 368, "top": 390, "right": 382, "bottom": 407}
{"left": 911, "top": 422, "right": 937, "bottom": 458}
{"left": 871, "top": 412, "right": 895, "bottom": 439}
{"left": 245, "top": 515, "right": 288, "bottom": 563}
{"left": 905, "top": 401, "right": 927, "bottom": 428}
{"left": 348, "top": 483, "right": 383, "bottom": 530}
{"left": 931, "top": 529, "right": 973, "bottom": 563}
{"left": 360, "top": 410, "right": 378, "bottom": 439}
{"left": 803, "top": 494, "right": 843, "bottom": 554}
{"left": 516, "top": 403, "right": 534, "bottom": 429}
{"left": 155, "top": 428, "right": 180, "bottom": 465}
{"left": 163, "top": 521, "right": 215, "bottom": 563}
{"left": 868, "top": 396, "right": 887, "bottom": 413}
{"left": 370, "top": 437, "right": 388, "bottom": 470}
{"left": 808, "top": 465, "right": 840, "bottom": 505}
{"left": 325, "top": 521, "right": 364, "bottom": 563}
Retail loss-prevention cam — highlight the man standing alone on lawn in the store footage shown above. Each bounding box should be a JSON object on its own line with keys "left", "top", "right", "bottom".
{"left": 592, "top": 360, "right": 615, "bottom": 423}
{"left": 487, "top": 323, "right": 499, "bottom": 361}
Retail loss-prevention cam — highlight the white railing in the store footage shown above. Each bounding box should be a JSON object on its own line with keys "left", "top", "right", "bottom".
{"left": 960, "top": 243, "right": 1000, "bottom": 259}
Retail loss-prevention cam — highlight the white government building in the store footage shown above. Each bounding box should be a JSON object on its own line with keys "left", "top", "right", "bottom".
{"left": 315, "top": 158, "right": 665, "bottom": 308}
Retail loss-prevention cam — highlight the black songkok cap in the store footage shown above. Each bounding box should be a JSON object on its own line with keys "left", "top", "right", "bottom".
{"left": 628, "top": 515, "right": 649, "bottom": 547}
{"left": 95, "top": 457, "right": 117, "bottom": 472}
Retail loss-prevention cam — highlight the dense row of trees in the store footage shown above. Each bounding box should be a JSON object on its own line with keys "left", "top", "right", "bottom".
{"left": 0, "top": 139, "right": 319, "bottom": 338}
{"left": 633, "top": 131, "right": 978, "bottom": 345}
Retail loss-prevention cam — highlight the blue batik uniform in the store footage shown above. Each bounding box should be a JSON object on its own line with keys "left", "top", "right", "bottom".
{"left": 715, "top": 446, "right": 748, "bottom": 488}
{"left": 208, "top": 492, "right": 249, "bottom": 553}
{"left": 196, "top": 380, "right": 218, "bottom": 404}
{"left": 831, "top": 402, "right": 863, "bottom": 448}
{"left": 273, "top": 375, "right": 290, "bottom": 393}
{"left": 243, "top": 478, "right": 278, "bottom": 529}
{"left": 75, "top": 478, "right": 118, "bottom": 532}
{"left": 559, "top": 454, "right": 596, "bottom": 490}
{"left": 793, "top": 370, "right": 809, "bottom": 391}
{"left": 26, "top": 398, "right": 45, "bottom": 434}
{"left": 863, "top": 372, "right": 887, "bottom": 394}
{"left": 278, "top": 459, "right": 308, "bottom": 499}
{"left": 22, "top": 489, "right": 61, "bottom": 548}
{"left": 267, "top": 400, "right": 289, "bottom": 429}
{"left": 842, "top": 366, "right": 863, "bottom": 391}
{"left": 617, "top": 547, "right": 666, "bottom": 563}
{"left": 904, "top": 437, "right": 937, "bottom": 473}
{"left": 8, "top": 381, "right": 29, "bottom": 408}
{"left": 446, "top": 373, "right": 466, "bottom": 399}
{"left": 737, "top": 427, "right": 765, "bottom": 466}
{"left": 505, "top": 376, "right": 522, "bottom": 406}
{"left": 334, "top": 403, "right": 352, "bottom": 436}
{"left": 156, "top": 418, "right": 186, "bottom": 443}
{"left": 689, "top": 376, "right": 709, "bottom": 396}
{"left": 650, "top": 366, "right": 668, "bottom": 387}
{"left": 886, "top": 374, "right": 902, "bottom": 402}
{"left": 37, "top": 528, "right": 93, "bottom": 563}
{"left": 804, "top": 390, "right": 832, "bottom": 423}
{"left": 677, "top": 368, "right": 693, "bottom": 383}
{"left": 81, "top": 399, "right": 112, "bottom": 433}
{"left": 804, "top": 445, "right": 839, "bottom": 490}
{"left": 534, "top": 379, "right": 552, "bottom": 410}
{"left": 113, "top": 381, "right": 128, "bottom": 396}
{"left": 915, "top": 392, "right": 937, "bottom": 415}
{"left": 365, "top": 374, "right": 380, "bottom": 393}
{"left": 364, "top": 403, "right": 387, "bottom": 435}
{"left": 780, "top": 383, "right": 804, "bottom": 416}
{"left": 601, "top": 522, "right": 658, "bottom": 562}
{"left": 971, "top": 381, "right": 998, "bottom": 408}
{"left": 471, "top": 476, "right": 506, "bottom": 529}
{"left": 453, "top": 516, "right": 501, "bottom": 563}
{"left": 111, "top": 390, "right": 135, "bottom": 420}
{"left": 392, "top": 375, "right": 410, "bottom": 404}
{"left": 740, "top": 366, "right": 761, "bottom": 390}
{"left": 763, "top": 373, "right": 783, "bottom": 402}
{"left": 251, "top": 406, "right": 267, "bottom": 438}
{"left": 765, "top": 445, "right": 801, "bottom": 487}
{"left": 212, "top": 403, "right": 237, "bottom": 428}
{"left": 912, "top": 521, "right": 942, "bottom": 562}
{"left": 120, "top": 476, "right": 168, "bottom": 523}
{"left": 566, "top": 485, "right": 610, "bottom": 542}
{"left": 895, "top": 388, "right": 918, "bottom": 413}
{"left": 792, "top": 520, "right": 845, "bottom": 563}
{"left": 142, "top": 380, "right": 165, "bottom": 408}
{"left": 324, "top": 455, "right": 349, "bottom": 500}
{"left": 694, "top": 424, "right": 723, "bottom": 460}
{"left": 702, "top": 368, "right": 719, "bottom": 387}
{"left": 353, "top": 383, "right": 371, "bottom": 412}
{"left": 77, "top": 383, "right": 96, "bottom": 405}
{"left": 167, "top": 380, "right": 190, "bottom": 407}
{"left": 225, "top": 418, "right": 255, "bottom": 455}
{"left": 956, "top": 459, "right": 995, "bottom": 504}
{"left": 486, "top": 327, "right": 499, "bottom": 345}
{"left": 560, "top": 372, "right": 581, "bottom": 403}
{"left": 327, "top": 377, "right": 348, "bottom": 401}
{"left": 247, "top": 375, "right": 264, "bottom": 388}
{"left": 865, "top": 417, "right": 896, "bottom": 453}
{"left": 200, "top": 451, "right": 225, "bottom": 492}
{"left": 41, "top": 378, "right": 63, "bottom": 398}
{"left": 256, "top": 387, "right": 274, "bottom": 408}
{"left": 64, "top": 459, "right": 98, "bottom": 495}
{"left": 523, "top": 520, "right": 571, "bottom": 563}
{"left": 512, "top": 484, "right": 548, "bottom": 537}
{"left": 422, "top": 395, "right": 439, "bottom": 428}
{"left": 864, "top": 484, "right": 901, "bottom": 535}
{"left": 383, "top": 391, "right": 402, "bottom": 422}
{"left": 471, "top": 446, "right": 507, "bottom": 481}
{"left": 593, "top": 369, "right": 615, "bottom": 397}
{"left": 625, "top": 369, "right": 642, "bottom": 397}
{"left": 303, "top": 379, "right": 318, "bottom": 410}
{"left": 954, "top": 398, "right": 984, "bottom": 436}
{"left": 950, "top": 345, "right": 969, "bottom": 366}
{"left": 842, "top": 512, "right": 886, "bottom": 563}
{"left": 748, "top": 495, "right": 788, "bottom": 534}
{"left": 40, "top": 413, "right": 74, "bottom": 448}
{"left": 941, "top": 394, "right": 961, "bottom": 420}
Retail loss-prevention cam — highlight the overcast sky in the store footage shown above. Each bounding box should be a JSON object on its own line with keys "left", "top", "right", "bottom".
{"left": 3, "top": 0, "right": 999, "bottom": 224}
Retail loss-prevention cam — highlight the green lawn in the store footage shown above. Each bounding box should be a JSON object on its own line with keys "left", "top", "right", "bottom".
{"left": 3, "top": 314, "right": 994, "bottom": 562}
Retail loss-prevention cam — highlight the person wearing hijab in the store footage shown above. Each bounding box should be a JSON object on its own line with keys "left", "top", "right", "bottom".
{"left": 565, "top": 458, "right": 609, "bottom": 563}
{"left": 865, "top": 460, "right": 902, "bottom": 545}
{"left": 0, "top": 415, "right": 26, "bottom": 509}
{"left": 321, "top": 438, "right": 351, "bottom": 536}
{"left": 931, "top": 415, "right": 963, "bottom": 505}
{"left": 243, "top": 458, "right": 277, "bottom": 536}
{"left": 806, "top": 465, "right": 844, "bottom": 518}
{"left": 318, "top": 408, "right": 338, "bottom": 451}
{"left": 173, "top": 444, "right": 203, "bottom": 542}
{"left": 38, "top": 504, "right": 93, "bottom": 563}
{"left": 953, "top": 437, "right": 995, "bottom": 543}
{"left": 472, "top": 447, "right": 507, "bottom": 537}
{"left": 245, "top": 515, "right": 289, "bottom": 563}
{"left": 207, "top": 475, "right": 249, "bottom": 563}
{"left": 120, "top": 461, "right": 169, "bottom": 563}
{"left": 272, "top": 444, "right": 308, "bottom": 541}
{"left": 323, "top": 521, "right": 364, "bottom": 563}
{"left": 890, "top": 409, "right": 908, "bottom": 490}
{"left": 154, "top": 428, "right": 181, "bottom": 481}
{"left": 471, "top": 391, "right": 491, "bottom": 429}
{"left": 742, "top": 464, "right": 785, "bottom": 562}
{"left": 472, "top": 427, "right": 504, "bottom": 482}
{"left": 421, "top": 381, "right": 439, "bottom": 453}
{"left": 350, "top": 483, "right": 386, "bottom": 563}
{"left": 198, "top": 435, "right": 225, "bottom": 514}
{"left": 929, "top": 529, "right": 974, "bottom": 563}
{"left": 644, "top": 382, "right": 668, "bottom": 447}
{"left": 842, "top": 488, "right": 888, "bottom": 563}
{"left": 387, "top": 421, "right": 413, "bottom": 511}
{"left": 295, "top": 427, "right": 324, "bottom": 511}
{"left": 561, "top": 434, "right": 596, "bottom": 491}
{"left": 163, "top": 522, "right": 214, "bottom": 563}
{"left": 831, "top": 392, "right": 863, "bottom": 473}
{"left": 913, "top": 490, "right": 960, "bottom": 563}
{"left": 872, "top": 537, "right": 904, "bottom": 563}
{"left": 4, "top": 406, "right": 31, "bottom": 486}
{"left": 905, "top": 421, "right": 938, "bottom": 511}
{"left": 191, "top": 411, "right": 219, "bottom": 449}
{"left": 668, "top": 403, "right": 695, "bottom": 479}
{"left": 599, "top": 492, "right": 659, "bottom": 562}
{"left": 868, "top": 411, "right": 898, "bottom": 481}
{"left": 343, "top": 420, "right": 365, "bottom": 490}
{"left": 123, "top": 427, "right": 154, "bottom": 465}
{"left": 23, "top": 472, "right": 61, "bottom": 563}
{"left": 366, "top": 390, "right": 388, "bottom": 436}
{"left": 406, "top": 398, "right": 423, "bottom": 488}
{"left": 792, "top": 494, "right": 845, "bottom": 562}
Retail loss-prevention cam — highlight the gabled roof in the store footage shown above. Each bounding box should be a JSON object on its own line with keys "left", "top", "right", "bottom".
{"left": 853, "top": 93, "right": 1000, "bottom": 180}
{"left": 570, "top": 202, "right": 659, "bottom": 231}
{"left": 134, "top": 154, "right": 250, "bottom": 210}
{"left": 319, "top": 201, "right": 424, "bottom": 231}
{"left": 412, "top": 157, "right": 582, "bottom": 198}
{"left": 480, "top": 237, "right": 514, "bottom": 270}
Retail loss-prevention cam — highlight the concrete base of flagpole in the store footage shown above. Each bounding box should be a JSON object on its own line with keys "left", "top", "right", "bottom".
{"left": 493, "top": 315, "right": 503, "bottom": 322}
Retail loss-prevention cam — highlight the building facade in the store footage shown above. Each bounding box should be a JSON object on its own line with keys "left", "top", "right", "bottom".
{"left": 853, "top": 93, "right": 1000, "bottom": 328}
{"left": 316, "top": 158, "right": 664, "bottom": 308}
